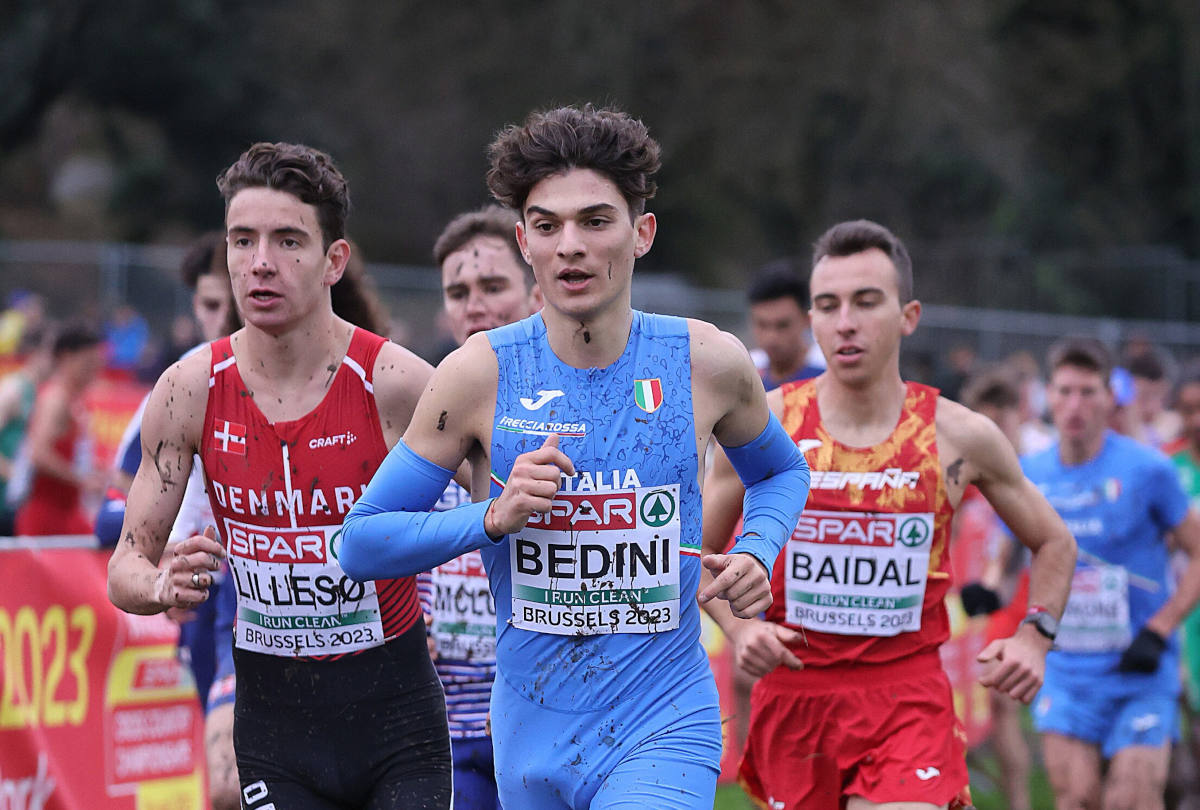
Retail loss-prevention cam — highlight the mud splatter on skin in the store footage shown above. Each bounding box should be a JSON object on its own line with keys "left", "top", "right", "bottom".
{"left": 437, "top": 410, "right": 448, "bottom": 431}
{"left": 324, "top": 363, "right": 337, "bottom": 388}
{"left": 947, "top": 457, "right": 964, "bottom": 486}
{"left": 152, "top": 440, "right": 176, "bottom": 487}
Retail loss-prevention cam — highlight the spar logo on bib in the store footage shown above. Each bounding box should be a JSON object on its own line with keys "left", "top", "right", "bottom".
{"left": 640, "top": 489, "right": 676, "bottom": 527}
{"left": 633, "top": 378, "right": 664, "bottom": 413}
{"left": 896, "top": 516, "right": 931, "bottom": 548}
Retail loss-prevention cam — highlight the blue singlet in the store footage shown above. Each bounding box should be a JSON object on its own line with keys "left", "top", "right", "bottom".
{"left": 1024, "top": 431, "right": 1189, "bottom": 754}
{"left": 483, "top": 311, "right": 720, "bottom": 809}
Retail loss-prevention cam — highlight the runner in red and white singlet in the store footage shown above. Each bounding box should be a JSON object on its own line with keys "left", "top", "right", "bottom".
{"left": 203, "top": 328, "right": 420, "bottom": 657}
{"left": 108, "top": 142, "right": 450, "bottom": 809}
{"left": 700, "top": 220, "right": 1075, "bottom": 810}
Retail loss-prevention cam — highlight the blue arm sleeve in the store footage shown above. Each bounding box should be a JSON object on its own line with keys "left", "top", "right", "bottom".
{"left": 722, "top": 412, "right": 810, "bottom": 573}
{"left": 339, "top": 440, "right": 500, "bottom": 581}
{"left": 94, "top": 495, "right": 126, "bottom": 547}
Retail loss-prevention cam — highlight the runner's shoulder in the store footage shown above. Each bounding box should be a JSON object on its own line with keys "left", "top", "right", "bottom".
{"left": 685, "top": 319, "right": 753, "bottom": 367}
{"left": 409, "top": 333, "right": 499, "bottom": 425}
{"left": 685, "top": 319, "right": 758, "bottom": 399}
{"left": 371, "top": 338, "right": 435, "bottom": 419}
{"left": 934, "top": 396, "right": 1014, "bottom": 477}
{"left": 141, "top": 345, "right": 211, "bottom": 452}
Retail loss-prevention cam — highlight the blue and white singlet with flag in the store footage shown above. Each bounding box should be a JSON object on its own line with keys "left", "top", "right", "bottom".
{"left": 484, "top": 310, "right": 708, "bottom": 712}
{"left": 1022, "top": 430, "right": 1189, "bottom": 691}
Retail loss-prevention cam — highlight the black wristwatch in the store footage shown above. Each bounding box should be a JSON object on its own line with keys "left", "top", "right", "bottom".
{"left": 1020, "top": 608, "right": 1058, "bottom": 641}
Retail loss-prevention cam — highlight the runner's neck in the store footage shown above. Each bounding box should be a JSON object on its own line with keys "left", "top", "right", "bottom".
{"left": 814, "top": 372, "right": 908, "bottom": 448}
{"left": 232, "top": 316, "right": 354, "bottom": 417}
{"left": 541, "top": 305, "right": 634, "bottom": 371}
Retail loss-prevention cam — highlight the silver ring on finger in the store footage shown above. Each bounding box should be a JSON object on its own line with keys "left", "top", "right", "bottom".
{"left": 191, "top": 572, "right": 201, "bottom": 588}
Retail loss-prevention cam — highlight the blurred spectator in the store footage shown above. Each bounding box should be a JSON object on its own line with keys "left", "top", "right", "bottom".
{"left": 1108, "top": 364, "right": 1138, "bottom": 438}
{"left": 161, "top": 314, "right": 200, "bottom": 374}
{"left": 0, "top": 290, "right": 46, "bottom": 357}
{"left": 103, "top": 302, "right": 150, "bottom": 374}
{"left": 933, "top": 342, "right": 977, "bottom": 402}
{"left": 1006, "top": 350, "right": 1055, "bottom": 454}
{"left": 0, "top": 327, "right": 53, "bottom": 534}
{"left": 956, "top": 366, "right": 1033, "bottom": 810}
{"left": 1126, "top": 347, "right": 1181, "bottom": 448}
{"left": 747, "top": 259, "right": 823, "bottom": 390}
{"left": 14, "top": 324, "right": 106, "bottom": 536}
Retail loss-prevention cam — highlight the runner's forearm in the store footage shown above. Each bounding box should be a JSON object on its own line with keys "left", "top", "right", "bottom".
{"left": 1024, "top": 528, "right": 1076, "bottom": 619}
{"left": 724, "top": 413, "right": 810, "bottom": 573}
{"left": 341, "top": 440, "right": 500, "bottom": 580}
{"left": 1148, "top": 555, "right": 1200, "bottom": 635}
{"left": 108, "top": 551, "right": 168, "bottom": 615}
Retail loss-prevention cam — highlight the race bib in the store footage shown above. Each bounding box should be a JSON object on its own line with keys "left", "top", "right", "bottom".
{"left": 430, "top": 550, "right": 496, "bottom": 661}
{"left": 1057, "top": 565, "right": 1131, "bottom": 653}
{"left": 224, "top": 518, "right": 383, "bottom": 656}
{"left": 784, "top": 510, "right": 933, "bottom": 637}
{"left": 510, "top": 485, "right": 683, "bottom": 636}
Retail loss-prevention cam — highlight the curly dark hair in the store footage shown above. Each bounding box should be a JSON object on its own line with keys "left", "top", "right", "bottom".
{"left": 486, "top": 104, "right": 661, "bottom": 219}
{"left": 217, "top": 142, "right": 350, "bottom": 250}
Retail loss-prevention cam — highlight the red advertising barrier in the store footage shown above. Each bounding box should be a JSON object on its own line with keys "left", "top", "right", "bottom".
{"left": 83, "top": 373, "right": 151, "bottom": 471}
{"left": 0, "top": 542, "right": 206, "bottom": 810}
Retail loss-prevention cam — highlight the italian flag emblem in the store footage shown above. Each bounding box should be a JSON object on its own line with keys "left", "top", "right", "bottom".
{"left": 634, "top": 378, "right": 664, "bottom": 413}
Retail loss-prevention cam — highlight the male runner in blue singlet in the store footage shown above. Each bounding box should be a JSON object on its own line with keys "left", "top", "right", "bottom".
{"left": 1026, "top": 337, "right": 1200, "bottom": 809}
{"left": 340, "top": 104, "right": 810, "bottom": 809}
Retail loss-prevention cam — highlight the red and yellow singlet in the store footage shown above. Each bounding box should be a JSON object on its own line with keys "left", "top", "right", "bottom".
{"left": 769, "top": 379, "right": 956, "bottom": 668}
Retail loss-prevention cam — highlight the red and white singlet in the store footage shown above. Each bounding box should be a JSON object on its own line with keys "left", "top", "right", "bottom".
{"left": 201, "top": 329, "right": 420, "bottom": 658}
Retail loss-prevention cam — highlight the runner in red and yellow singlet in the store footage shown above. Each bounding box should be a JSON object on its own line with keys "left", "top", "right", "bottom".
{"left": 700, "top": 220, "right": 1076, "bottom": 810}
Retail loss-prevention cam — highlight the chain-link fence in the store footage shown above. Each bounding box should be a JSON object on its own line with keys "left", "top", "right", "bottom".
{"left": 5, "top": 239, "right": 1200, "bottom": 378}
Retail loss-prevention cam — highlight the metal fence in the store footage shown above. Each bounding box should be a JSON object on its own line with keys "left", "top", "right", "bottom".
{"left": 4, "top": 239, "right": 1200, "bottom": 378}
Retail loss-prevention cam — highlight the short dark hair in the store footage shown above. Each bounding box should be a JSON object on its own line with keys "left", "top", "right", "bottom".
{"left": 16, "top": 325, "right": 50, "bottom": 356}
{"left": 1048, "top": 336, "right": 1113, "bottom": 383}
{"left": 748, "top": 259, "right": 808, "bottom": 309}
{"left": 486, "top": 104, "right": 661, "bottom": 219}
{"left": 217, "top": 142, "right": 350, "bottom": 250}
{"left": 961, "top": 366, "right": 1021, "bottom": 411}
{"left": 432, "top": 205, "right": 532, "bottom": 288}
{"left": 52, "top": 324, "right": 103, "bottom": 358}
{"left": 1126, "top": 350, "right": 1167, "bottom": 382}
{"left": 179, "top": 230, "right": 227, "bottom": 290}
{"left": 811, "top": 219, "right": 914, "bottom": 302}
